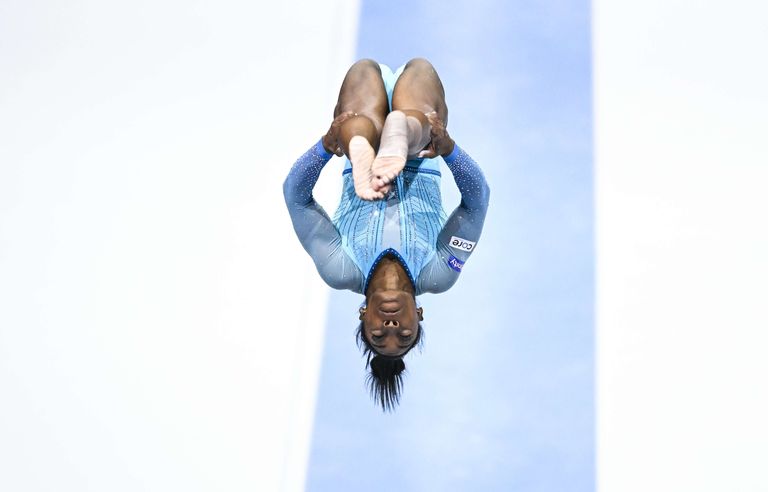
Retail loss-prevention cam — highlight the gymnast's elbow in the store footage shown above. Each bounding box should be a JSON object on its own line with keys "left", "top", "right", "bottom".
{"left": 480, "top": 178, "right": 491, "bottom": 206}
{"left": 282, "top": 176, "right": 294, "bottom": 205}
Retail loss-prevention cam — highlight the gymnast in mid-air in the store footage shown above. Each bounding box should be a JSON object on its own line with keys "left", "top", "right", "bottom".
{"left": 283, "top": 58, "right": 490, "bottom": 410}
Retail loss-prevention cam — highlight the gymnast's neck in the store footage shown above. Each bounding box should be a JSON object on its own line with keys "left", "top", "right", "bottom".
{"left": 366, "top": 254, "right": 415, "bottom": 297}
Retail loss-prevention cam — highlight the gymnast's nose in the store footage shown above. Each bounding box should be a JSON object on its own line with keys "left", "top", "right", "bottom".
{"left": 383, "top": 319, "right": 399, "bottom": 328}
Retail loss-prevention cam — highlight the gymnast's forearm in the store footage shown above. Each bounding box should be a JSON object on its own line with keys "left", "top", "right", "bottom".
{"left": 444, "top": 144, "right": 490, "bottom": 215}
{"left": 282, "top": 139, "right": 333, "bottom": 208}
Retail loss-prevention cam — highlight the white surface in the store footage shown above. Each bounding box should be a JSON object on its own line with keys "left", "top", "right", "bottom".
{"left": 595, "top": 1, "right": 768, "bottom": 491}
{"left": 0, "top": 1, "right": 358, "bottom": 491}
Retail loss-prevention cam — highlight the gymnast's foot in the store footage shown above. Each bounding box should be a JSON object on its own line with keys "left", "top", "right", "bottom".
{"left": 405, "top": 113, "right": 432, "bottom": 159}
{"left": 349, "top": 135, "right": 385, "bottom": 201}
{"left": 371, "top": 110, "right": 408, "bottom": 189}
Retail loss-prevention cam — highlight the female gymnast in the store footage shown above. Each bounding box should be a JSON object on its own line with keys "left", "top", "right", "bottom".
{"left": 283, "top": 58, "right": 490, "bottom": 411}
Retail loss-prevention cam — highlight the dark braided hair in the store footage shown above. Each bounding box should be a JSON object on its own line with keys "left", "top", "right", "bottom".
{"left": 355, "top": 321, "right": 424, "bottom": 411}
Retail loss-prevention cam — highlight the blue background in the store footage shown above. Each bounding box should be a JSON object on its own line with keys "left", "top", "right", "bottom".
{"left": 308, "top": 0, "right": 593, "bottom": 489}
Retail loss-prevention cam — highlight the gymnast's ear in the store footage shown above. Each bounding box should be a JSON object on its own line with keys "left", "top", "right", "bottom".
{"left": 417, "top": 307, "right": 423, "bottom": 321}
{"left": 359, "top": 306, "right": 367, "bottom": 320}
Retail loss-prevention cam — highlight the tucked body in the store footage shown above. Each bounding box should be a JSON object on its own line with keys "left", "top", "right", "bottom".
{"left": 282, "top": 58, "right": 490, "bottom": 410}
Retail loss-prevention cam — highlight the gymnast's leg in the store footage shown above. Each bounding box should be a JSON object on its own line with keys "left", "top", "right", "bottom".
{"left": 334, "top": 59, "right": 390, "bottom": 200}
{"left": 372, "top": 58, "right": 448, "bottom": 190}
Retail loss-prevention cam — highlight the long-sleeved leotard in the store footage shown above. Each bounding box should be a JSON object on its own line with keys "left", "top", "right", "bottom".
{"left": 283, "top": 139, "right": 489, "bottom": 296}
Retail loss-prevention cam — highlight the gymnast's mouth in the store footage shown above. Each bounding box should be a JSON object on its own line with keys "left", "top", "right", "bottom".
{"left": 378, "top": 301, "right": 401, "bottom": 314}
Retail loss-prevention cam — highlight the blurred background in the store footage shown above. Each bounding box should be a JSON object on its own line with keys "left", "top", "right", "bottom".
{"left": 1, "top": 1, "right": 765, "bottom": 491}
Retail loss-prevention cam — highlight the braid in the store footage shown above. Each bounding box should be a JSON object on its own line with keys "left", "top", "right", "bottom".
{"left": 355, "top": 321, "right": 424, "bottom": 411}
{"left": 367, "top": 355, "right": 406, "bottom": 411}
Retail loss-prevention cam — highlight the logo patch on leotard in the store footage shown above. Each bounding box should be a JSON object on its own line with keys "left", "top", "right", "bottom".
{"left": 449, "top": 236, "right": 476, "bottom": 252}
{"left": 447, "top": 255, "right": 465, "bottom": 272}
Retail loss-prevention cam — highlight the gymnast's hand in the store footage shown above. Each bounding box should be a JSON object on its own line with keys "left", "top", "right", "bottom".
{"left": 417, "top": 111, "right": 456, "bottom": 159}
{"left": 322, "top": 111, "right": 355, "bottom": 157}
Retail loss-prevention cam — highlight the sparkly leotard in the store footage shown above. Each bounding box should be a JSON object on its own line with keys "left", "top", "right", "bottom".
{"left": 283, "top": 140, "right": 489, "bottom": 296}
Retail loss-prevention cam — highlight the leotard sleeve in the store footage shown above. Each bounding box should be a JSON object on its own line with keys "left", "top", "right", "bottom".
{"left": 283, "top": 140, "right": 363, "bottom": 291}
{"left": 417, "top": 144, "right": 490, "bottom": 294}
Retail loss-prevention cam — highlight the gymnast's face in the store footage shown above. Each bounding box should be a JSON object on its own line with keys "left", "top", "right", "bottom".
{"left": 361, "top": 290, "right": 423, "bottom": 357}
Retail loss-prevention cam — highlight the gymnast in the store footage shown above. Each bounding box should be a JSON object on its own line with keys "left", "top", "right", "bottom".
{"left": 283, "top": 58, "right": 490, "bottom": 410}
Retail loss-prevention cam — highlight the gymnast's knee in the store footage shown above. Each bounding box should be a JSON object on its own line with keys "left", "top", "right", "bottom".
{"left": 404, "top": 57, "right": 434, "bottom": 71}
{"left": 350, "top": 58, "right": 381, "bottom": 72}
